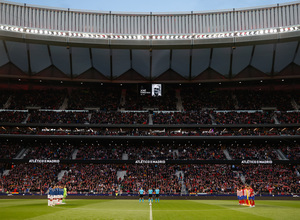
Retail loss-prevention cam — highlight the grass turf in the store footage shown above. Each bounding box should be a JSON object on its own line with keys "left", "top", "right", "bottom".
{"left": 0, "top": 199, "right": 300, "bottom": 220}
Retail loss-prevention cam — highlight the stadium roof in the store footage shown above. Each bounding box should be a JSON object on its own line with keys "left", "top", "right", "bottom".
{"left": 0, "top": 1, "right": 299, "bottom": 83}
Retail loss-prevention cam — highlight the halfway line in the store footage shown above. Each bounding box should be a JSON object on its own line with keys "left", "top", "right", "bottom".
{"left": 150, "top": 202, "right": 153, "bottom": 220}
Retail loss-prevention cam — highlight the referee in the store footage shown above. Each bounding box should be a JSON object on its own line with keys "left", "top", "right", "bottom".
{"left": 155, "top": 187, "right": 160, "bottom": 203}
{"left": 148, "top": 188, "right": 153, "bottom": 203}
{"left": 139, "top": 188, "right": 144, "bottom": 203}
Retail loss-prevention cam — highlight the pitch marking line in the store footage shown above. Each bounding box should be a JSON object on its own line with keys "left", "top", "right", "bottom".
{"left": 149, "top": 202, "right": 153, "bottom": 220}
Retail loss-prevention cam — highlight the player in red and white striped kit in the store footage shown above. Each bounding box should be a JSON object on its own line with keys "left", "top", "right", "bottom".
{"left": 248, "top": 185, "right": 255, "bottom": 207}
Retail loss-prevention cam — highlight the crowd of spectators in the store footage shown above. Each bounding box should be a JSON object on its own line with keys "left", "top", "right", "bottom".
{"left": 0, "top": 163, "right": 62, "bottom": 193}
{"left": 0, "top": 143, "right": 22, "bottom": 159}
{"left": 124, "top": 89, "right": 177, "bottom": 110}
{"left": 279, "top": 144, "right": 300, "bottom": 160}
{"left": 120, "top": 164, "right": 181, "bottom": 194}
{"left": 3, "top": 142, "right": 298, "bottom": 161}
{"left": 28, "top": 111, "right": 89, "bottom": 124}
{"left": 76, "top": 144, "right": 123, "bottom": 160}
{"left": 66, "top": 143, "right": 227, "bottom": 161}
{"left": 23, "top": 143, "right": 74, "bottom": 160}
{"left": 1, "top": 163, "right": 299, "bottom": 195}
{"left": 20, "top": 111, "right": 149, "bottom": 124}
{"left": 9, "top": 89, "right": 66, "bottom": 110}
{"left": 0, "top": 111, "right": 27, "bottom": 123}
{"left": 152, "top": 111, "right": 212, "bottom": 124}
{"left": 176, "top": 145, "right": 226, "bottom": 160}
{"left": 184, "top": 164, "right": 238, "bottom": 193}
{"left": 4, "top": 110, "right": 300, "bottom": 126}
{"left": 241, "top": 164, "right": 300, "bottom": 194}
{"left": 213, "top": 111, "right": 274, "bottom": 124}
{"left": 275, "top": 111, "right": 300, "bottom": 124}
{"left": 59, "top": 164, "right": 119, "bottom": 194}
{"left": 235, "top": 90, "right": 293, "bottom": 111}
{"left": 67, "top": 88, "right": 120, "bottom": 110}
{"left": 181, "top": 89, "right": 235, "bottom": 110}
{"left": 227, "top": 144, "right": 279, "bottom": 160}
{"left": 184, "top": 164, "right": 300, "bottom": 195}
{"left": 0, "top": 88, "right": 299, "bottom": 111}
{"left": 90, "top": 111, "right": 149, "bottom": 124}
{"left": 4, "top": 110, "right": 300, "bottom": 125}
{"left": 0, "top": 90, "right": 11, "bottom": 108}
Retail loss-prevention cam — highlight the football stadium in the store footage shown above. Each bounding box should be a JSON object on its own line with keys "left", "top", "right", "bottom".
{"left": 0, "top": 0, "right": 300, "bottom": 219}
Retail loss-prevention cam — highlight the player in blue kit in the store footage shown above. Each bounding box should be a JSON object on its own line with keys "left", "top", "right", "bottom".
{"left": 139, "top": 188, "right": 144, "bottom": 202}
{"left": 148, "top": 188, "right": 153, "bottom": 203}
{"left": 155, "top": 187, "right": 160, "bottom": 203}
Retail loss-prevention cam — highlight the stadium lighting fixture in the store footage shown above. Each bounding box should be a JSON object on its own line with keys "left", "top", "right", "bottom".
{"left": 0, "top": 24, "right": 299, "bottom": 41}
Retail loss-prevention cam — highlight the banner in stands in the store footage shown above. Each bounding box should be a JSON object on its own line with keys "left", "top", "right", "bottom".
{"left": 135, "top": 160, "right": 166, "bottom": 164}
{"left": 1, "top": 159, "right": 298, "bottom": 165}
{"left": 241, "top": 160, "right": 273, "bottom": 164}
{"left": 29, "top": 159, "right": 60, "bottom": 163}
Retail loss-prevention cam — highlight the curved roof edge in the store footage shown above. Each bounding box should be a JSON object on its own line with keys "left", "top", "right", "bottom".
{"left": 1, "top": 0, "right": 300, "bottom": 15}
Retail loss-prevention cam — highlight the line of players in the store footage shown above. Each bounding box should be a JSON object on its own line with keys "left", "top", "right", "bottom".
{"left": 139, "top": 187, "right": 160, "bottom": 203}
{"left": 47, "top": 185, "right": 67, "bottom": 207}
{"left": 237, "top": 185, "right": 255, "bottom": 207}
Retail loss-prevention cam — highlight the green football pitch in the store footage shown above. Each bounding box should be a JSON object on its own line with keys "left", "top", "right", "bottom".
{"left": 0, "top": 199, "right": 300, "bottom": 220}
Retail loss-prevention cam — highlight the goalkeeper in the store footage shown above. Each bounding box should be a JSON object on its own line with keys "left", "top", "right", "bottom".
{"left": 62, "top": 185, "right": 67, "bottom": 204}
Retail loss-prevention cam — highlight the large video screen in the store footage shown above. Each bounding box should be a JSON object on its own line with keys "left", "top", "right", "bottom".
{"left": 152, "top": 84, "right": 162, "bottom": 97}
{"left": 139, "top": 84, "right": 162, "bottom": 96}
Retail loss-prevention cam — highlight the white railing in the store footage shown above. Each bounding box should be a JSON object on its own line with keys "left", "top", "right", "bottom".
{"left": 0, "top": 0, "right": 299, "bottom": 35}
